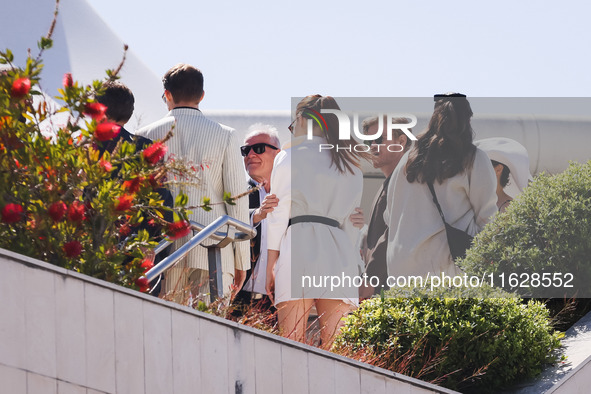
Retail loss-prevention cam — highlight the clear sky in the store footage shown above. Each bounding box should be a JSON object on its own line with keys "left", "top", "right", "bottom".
{"left": 85, "top": 0, "right": 590, "bottom": 111}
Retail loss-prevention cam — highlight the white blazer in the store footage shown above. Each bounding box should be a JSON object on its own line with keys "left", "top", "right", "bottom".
{"left": 137, "top": 108, "right": 250, "bottom": 274}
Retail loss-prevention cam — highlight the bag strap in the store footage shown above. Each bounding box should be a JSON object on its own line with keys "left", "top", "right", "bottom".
{"left": 427, "top": 182, "right": 447, "bottom": 225}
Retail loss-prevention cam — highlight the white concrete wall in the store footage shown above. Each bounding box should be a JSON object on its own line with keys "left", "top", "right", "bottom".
{"left": 0, "top": 248, "right": 456, "bottom": 394}
{"left": 547, "top": 355, "right": 591, "bottom": 394}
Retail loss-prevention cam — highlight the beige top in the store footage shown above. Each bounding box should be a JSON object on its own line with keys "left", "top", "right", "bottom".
{"left": 267, "top": 136, "right": 363, "bottom": 304}
{"left": 384, "top": 148, "right": 498, "bottom": 277}
{"left": 137, "top": 108, "right": 250, "bottom": 273}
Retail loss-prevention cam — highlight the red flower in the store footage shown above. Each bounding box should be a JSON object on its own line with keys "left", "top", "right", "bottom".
{"left": 1, "top": 203, "right": 24, "bottom": 224}
{"left": 141, "top": 258, "right": 154, "bottom": 273}
{"left": 67, "top": 201, "right": 86, "bottom": 222}
{"left": 122, "top": 177, "right": 143, "bottom": 194}
{"left": 94, "top": 122, "right": 120, "bottom": 142}
{"left": 166, "top": 220, "right": 191, "bottom": 240}
{"left": 84, "top": 102, "right": 107, "bottom": 121}
{"left": 143, "top": 142, "right": 168, "bottom": 164}
{"left": 63, "top": 240, "right": 83, "bottom": 258}
{"left": 11, "top": 78, "right": 31, "bottom": 98}
{"left": 99, "top": 159, "right": 113, "bottom": 172}
{"left": 48, "top": 201, "right": 67, "bottom": 222}
{"left": 115, "top": 194, "right": 134, "bottom": 212}
{"left": 119, "top": 223, "right": 131, "bottom": 237}
{"left": 63, "top": 73, "right": 73, "bottom": 88}
{"left": 135, "top": 276, "right": 150, "bottom": 292}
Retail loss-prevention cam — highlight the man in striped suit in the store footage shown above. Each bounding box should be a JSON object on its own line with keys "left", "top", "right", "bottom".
{"left": 137, "top": 63, "right": 249, "bottom": 303}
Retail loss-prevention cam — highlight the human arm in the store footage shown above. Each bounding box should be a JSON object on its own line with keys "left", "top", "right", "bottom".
{"left": 266, "top": 249, "right": 279, "bottom": 305}
{"left": 266, "top": 150, "right": 291, "bottom": 252}
{"left": 349, "top": 207, "right": 365, "bottom": 229}
{"left": 469, "top": 149, "right": 499, "bottom": 233}
{"left": 265, "top": 151, "right": 291, "bottom": 305}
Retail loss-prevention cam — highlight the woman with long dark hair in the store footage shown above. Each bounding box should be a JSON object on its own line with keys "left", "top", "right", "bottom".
{"left": 385, "top": 93, "right": 497, "bottom": 277}
{"left": 265, "top": 95, "right": 367, "bottom": 347}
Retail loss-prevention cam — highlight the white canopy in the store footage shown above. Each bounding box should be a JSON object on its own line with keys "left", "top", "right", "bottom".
{"left": 0, "top": 0, "right": 166, "bottom": 129}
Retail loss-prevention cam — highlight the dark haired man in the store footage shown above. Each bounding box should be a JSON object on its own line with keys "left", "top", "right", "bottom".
{"left": 95, "top": 81, "right": 150, "bottom": 154}
{"left": 137, "top": 64, "right": 249, "bottom": 303}
{"left": 96, "top": 81, "right": 173, "bottom": 296}
{"left": 350, "top": 116, "right": 413, "bottom": 297}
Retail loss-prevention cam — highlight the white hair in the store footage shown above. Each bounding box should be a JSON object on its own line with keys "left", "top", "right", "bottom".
{"left": 244, "top": 123, "right": 280, "bottom": 147}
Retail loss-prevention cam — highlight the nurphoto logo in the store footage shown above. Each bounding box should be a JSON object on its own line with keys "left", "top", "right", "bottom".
{"left": 304, "top": 109, "right": 418, "bottom": 152}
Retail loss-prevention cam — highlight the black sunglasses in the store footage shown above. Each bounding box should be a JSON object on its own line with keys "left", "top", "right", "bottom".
{"left": 240, "top": 143, "right": 278, "bottom": 157}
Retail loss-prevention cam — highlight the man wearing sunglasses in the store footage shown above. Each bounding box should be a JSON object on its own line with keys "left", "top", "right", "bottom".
{"left": 233, "top": 124, "right": 280, "bottom": 314}
{"left": 137, "top": 63, "right": 250, "bottom": 303}
{"left": 350, "top": 116, "right": 413, "bottom": 298}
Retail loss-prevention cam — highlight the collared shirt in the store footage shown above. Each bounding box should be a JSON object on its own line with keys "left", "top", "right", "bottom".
{"left": 242, "top": 183, "right": 268, "bottom": 294}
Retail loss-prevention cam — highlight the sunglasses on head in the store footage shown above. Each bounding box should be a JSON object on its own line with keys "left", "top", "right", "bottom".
{"left": 240, "top": 143, "right": 278, "bottom": 157}
{"left": 288, "top": 118, "right": 296, "bottom": 133}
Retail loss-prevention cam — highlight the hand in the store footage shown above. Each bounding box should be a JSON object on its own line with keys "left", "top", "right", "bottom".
{"left": 349, "top": 207, "right": 365, "bottom": 229}
{"left": 231, "top": 269, "right": 246, "bottom": 300}
{"left": 252, "top": 194, "right": 279, "bottom": 225}
{"left": 265, "top": 270, "right": 275, "bottom": 305}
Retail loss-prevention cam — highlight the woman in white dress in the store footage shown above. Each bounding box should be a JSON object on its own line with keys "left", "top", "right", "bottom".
{"left": 385, "top": 93, "right": 498, "bottom": 278}
{"left": 265, "top": 95, "right": 367, "bottom": 347}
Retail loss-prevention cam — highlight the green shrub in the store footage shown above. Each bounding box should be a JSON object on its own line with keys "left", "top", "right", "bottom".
{"left": 334, "top": 286, "right": 562, "bottom": 392}
{"left": 459, "top": 161, "right": 591, "bottom": 298}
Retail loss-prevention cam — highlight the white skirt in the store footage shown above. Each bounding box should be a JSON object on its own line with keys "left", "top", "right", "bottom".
{"left": 274, "top": 222, "right": 362, "bottom": 307}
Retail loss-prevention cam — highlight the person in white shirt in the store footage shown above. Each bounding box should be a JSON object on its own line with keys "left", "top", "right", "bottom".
{"left": 265, "top": 95, "right": 367, "bottom": 348}
{"left": 385, "top": 93, "right": 498, "bottom": 278}
{"left": 474, "top": 137, "right": 533, "bottom": 213}
{"left": 233, "top": 124, "right": 280, "bottom": 313}
{"left": 137, "top": 64, "right": 249, "bottom": 302}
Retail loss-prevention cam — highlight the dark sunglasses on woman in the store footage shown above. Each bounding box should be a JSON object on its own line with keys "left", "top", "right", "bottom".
{"left": 240, "top": 143, "right": 279, "bottom": 157}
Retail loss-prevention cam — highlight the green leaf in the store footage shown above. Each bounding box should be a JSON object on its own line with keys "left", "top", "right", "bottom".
{"left": 38, "top": 37, "right": 53, "bottom": 50}
{"left": 174, "top": 193, "right": 188, "bottom": 207}
{"left": 223, "top": 191, "right": 235, "bottom": 206}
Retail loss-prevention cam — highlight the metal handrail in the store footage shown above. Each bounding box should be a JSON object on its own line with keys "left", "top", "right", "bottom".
{"left": 143, "top": 215, "right": 256, "bottom": 300}
{"left": 152, "top": 218, "right": 253, "bottom": 256}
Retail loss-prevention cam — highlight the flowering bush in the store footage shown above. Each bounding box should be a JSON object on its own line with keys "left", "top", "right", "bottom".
{"left": 0, "top": 20, "right": 194, "bottom": 291}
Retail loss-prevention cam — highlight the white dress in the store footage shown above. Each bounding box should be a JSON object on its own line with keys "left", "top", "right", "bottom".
{"left": 384, "top": 148, "right": 498, "bottom": 278}
{"left": 267, "top": 136, "right": 364, "bottom": 306}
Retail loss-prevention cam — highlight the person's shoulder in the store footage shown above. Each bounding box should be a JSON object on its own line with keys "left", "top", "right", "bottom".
{"left": 200, "top": 114, "right": 235, "bottom": 133}
{"left": 274, "top": 149, "right": 290, "bottom": 166}
{"left": 129, "top": 132, "right": 153, "bottom": 150}
{"left": 473, "top": 147, "right": 493, "bottom": 169}
{"left": 474, "top": 146, "right": 489, "bottom": 160}
{"left": 136, "top": 115, "right": 175, "bottom": 137}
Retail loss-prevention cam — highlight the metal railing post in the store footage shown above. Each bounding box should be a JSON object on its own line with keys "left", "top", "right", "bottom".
{"left": 206, "top": 247, "right": 223, "bottom": 303}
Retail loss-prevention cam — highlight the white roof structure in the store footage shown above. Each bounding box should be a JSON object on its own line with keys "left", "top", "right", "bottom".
{"left": 0, "top": 0, "right": 166, "bottom": 129}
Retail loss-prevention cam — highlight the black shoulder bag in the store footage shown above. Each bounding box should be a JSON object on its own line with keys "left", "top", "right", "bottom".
{"left": 427, "top": 182, "right": 473, "bottom": 261}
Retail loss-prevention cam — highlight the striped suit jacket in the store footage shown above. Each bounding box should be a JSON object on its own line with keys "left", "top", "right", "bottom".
{"left": 137, "top": 107, "right": 250, "bottom": 274}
